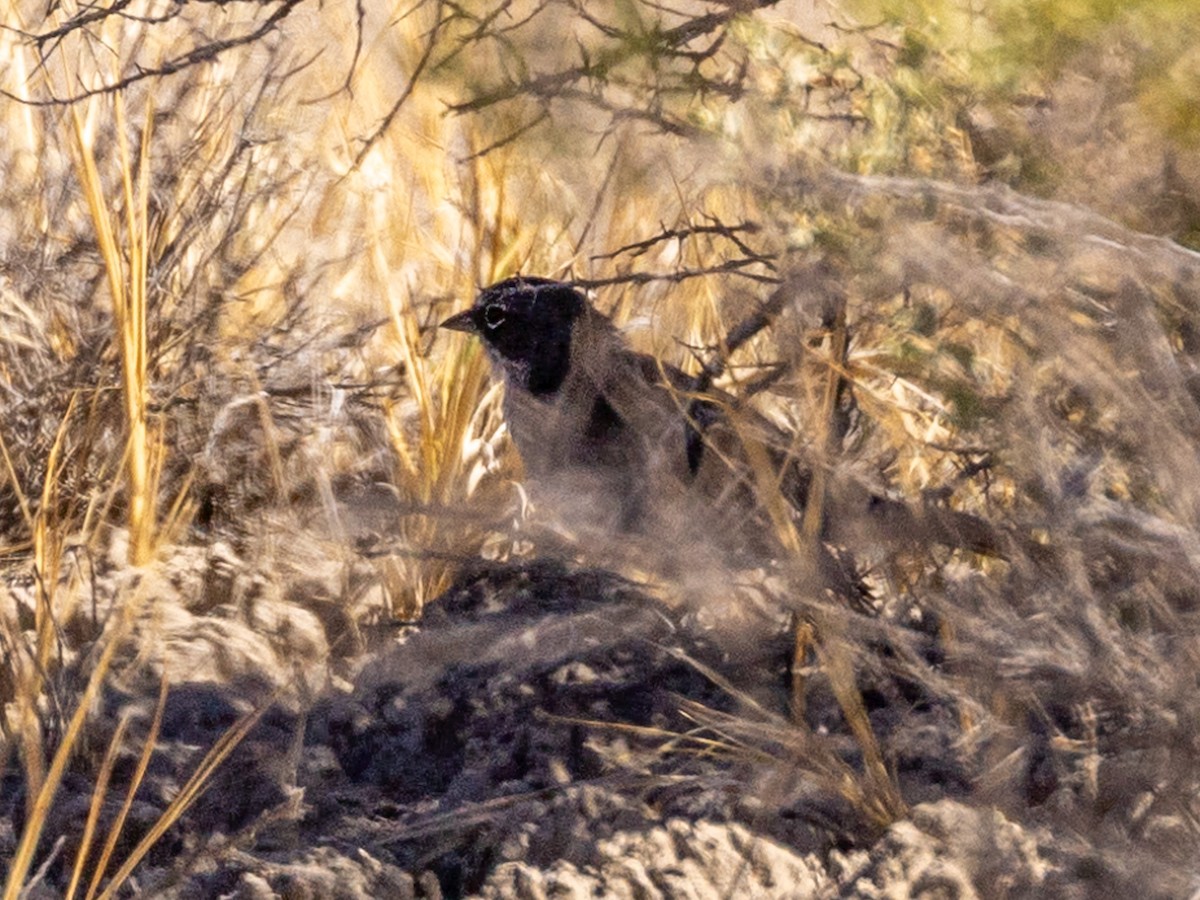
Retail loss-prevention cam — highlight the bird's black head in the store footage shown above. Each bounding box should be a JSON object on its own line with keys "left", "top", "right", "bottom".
{"left": 440, "top": 276, "right": 587, "bottom": 397}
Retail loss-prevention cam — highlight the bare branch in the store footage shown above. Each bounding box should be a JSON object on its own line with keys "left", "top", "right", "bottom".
{"left": 592, "top": 219, "right": 772, "bottom": 266}
{"left": 351, "top": 0, "right": 447, "bottom": 168}
{"left": 4, "top": 0, "right": 304, "bottom": 107}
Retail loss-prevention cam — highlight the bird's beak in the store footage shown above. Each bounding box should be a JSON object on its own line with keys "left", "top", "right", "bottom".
{"left": 439, "top": 309, "right": 477, "bottom": 334}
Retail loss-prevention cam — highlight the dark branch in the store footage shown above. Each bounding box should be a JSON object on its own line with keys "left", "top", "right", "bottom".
{"left": 351, "top": 0, "right": 447, "bottom": 168}
{"left": 593, "top": 219, "right": 772, "bottom": 267}
{"left": 4, "top": 0, "right": 303, "bottom": 107}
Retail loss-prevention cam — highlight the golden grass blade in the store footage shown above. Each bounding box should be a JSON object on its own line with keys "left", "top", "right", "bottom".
{"left": 81, "top": 672, "right": 169, "bottom": 900}
{"left": 800, "top": 304, "right": 848, "bottom": 541}
{"left": 814, "top": 627, "right": 907, "bottom": 826}
{"left": 6, "top": 650, "right": 46, "bottom": 838}
{"left": 0, "top": 425, "right": 34, "bottom": 531}
{"left": 383, "top": 395, "right": 420, "bottom": 485}
{"left": 93, "top": 705, "right": 272, "bottom": 900}
{"left": 32, "top": 390, "right": 78, "bottom": 623}
{"left": 92, "top": 698, "right": 272, "bottom": 900}
{"left": 69, "top": 91, "right": 157, "bottom": 566}
{"left": 64, "top": 714, "right": 131, "bottom": 900}
{"left": 1, "top": 613, "right": 129, "bottom": 900}
{"left": 159, "top": 467, "right": 198, "bottom": 545}
{"left": 10, "top": 392, "right": 83, "bottom": 813}
{"left": 789, "top": 617, "right": 816, "bottom": 723}
{"left": 542, "top": 710, "right": 777, "bottom": 764}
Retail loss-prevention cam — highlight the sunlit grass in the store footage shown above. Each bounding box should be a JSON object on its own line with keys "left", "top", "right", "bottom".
{"left": 70, "top": 92, "right": 159, "bottom": 566}
{"left": 2, "top": 0, "right": 1198, "bottom": 894}
{"left": 0, "top": 0, "right": 975, "bottom": 880}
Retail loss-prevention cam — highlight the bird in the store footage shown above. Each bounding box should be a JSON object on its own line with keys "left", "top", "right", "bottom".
{"left": 440, "top": 277, "right": 775, "bottom": 559}
{"left": 440, "top": 276, "right": 1000, "bottom": 596}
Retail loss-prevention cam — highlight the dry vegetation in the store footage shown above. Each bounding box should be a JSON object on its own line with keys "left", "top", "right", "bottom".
{"left": 2, "top": 0, "right": 1199, "bottom": 896}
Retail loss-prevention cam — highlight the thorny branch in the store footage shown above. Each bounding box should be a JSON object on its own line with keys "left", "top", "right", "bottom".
{"left": 351, "top": 0, "right": 448, "bottom": 167}
{"left": 593, "top": 218, "right": 774, "bottom": 267}
{"left": 444, "top": 0, "right": 780, "bottom": 135}
{"left": 573, "top": 261, "right": 810, "bottom": 393}
{"left": 3, "top": 0, "right": 306, "bottom": 106}
{"left": 574, "top": 259, "right": 780, "bottom": 291}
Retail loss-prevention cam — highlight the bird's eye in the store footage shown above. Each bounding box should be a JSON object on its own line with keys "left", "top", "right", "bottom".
{"left": 482, "top": 304, "right": 506, "bottom": 329}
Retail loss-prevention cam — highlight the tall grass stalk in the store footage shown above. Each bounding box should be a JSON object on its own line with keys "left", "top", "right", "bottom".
{"left": 1, "top": 597, "right": 129, "bottom": 900}
{"left": 69, "top": 91, "right": 159, "bottom": 566}
{"left": 76, "top": 674, "right": 169, "bottom": 900}
{"left": 0, "top": 394, "right": 80, "bottom": 817}
{"left": 92, "top": 696, "right": 272, "bottom": 900}
{"left": 63, "top": 713, "right": 131, "bottom": 900}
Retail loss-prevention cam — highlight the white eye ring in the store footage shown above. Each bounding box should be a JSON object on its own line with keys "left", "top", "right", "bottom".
{"left": 483, "top": 305, "right": 506, "bottom": 329}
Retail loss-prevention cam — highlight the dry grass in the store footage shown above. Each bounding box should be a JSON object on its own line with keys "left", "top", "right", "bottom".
{"left": 1, "top": 0, "right": 1199, "bottom": 893}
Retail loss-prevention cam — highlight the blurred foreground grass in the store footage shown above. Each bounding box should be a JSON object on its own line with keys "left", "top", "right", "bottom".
{"left": 2, "top": 0, "right": 1200, "bottom": 894}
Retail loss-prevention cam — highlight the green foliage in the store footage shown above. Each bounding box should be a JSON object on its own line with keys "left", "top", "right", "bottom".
{"left": 842, "top": 0, "right": 1200, "bottom": 245}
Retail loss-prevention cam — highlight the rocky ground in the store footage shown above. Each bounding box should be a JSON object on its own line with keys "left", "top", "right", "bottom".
{"left": 4, "top": 2, "right": 1200, "bottom": 896}
{"left": 4, "top": 527, "right": 1185, "bottom": 899}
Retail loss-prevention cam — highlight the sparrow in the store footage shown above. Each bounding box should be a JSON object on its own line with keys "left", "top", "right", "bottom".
{"left": 440, "top": 277, "right": 775, "bottom": 557}
{"left": 440, "top": 276, "right": 999, "bottom": 591}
